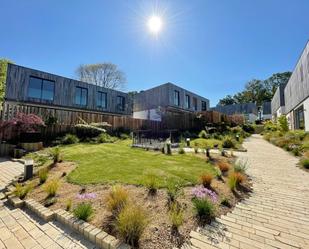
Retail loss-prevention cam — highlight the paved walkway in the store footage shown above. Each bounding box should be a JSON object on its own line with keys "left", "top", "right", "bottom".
{"left": 188, "top": 135, "right": 309, "bottom": 249}
{"left": 0, "top": 158, "right": 97, "bottom": 249}
{"left": 0, "top": 158, "right": 24, "bottom": 192}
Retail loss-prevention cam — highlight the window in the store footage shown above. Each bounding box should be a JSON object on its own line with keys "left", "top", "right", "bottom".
{"left": 193, "top": 97, "right": 197, "bottom": 111}
{"left": 185, "top": 95, "right": 190, "bottom": 109}
{"left": 97, "top": 91, "right": 107, "bottom": 108}
{"left": 28, "top": 76, "right": 54, "bottom": 101}
{"left": 295, "top": 105, "right": 305, "bottom": 130}
{"left": 174, "top": 90, "right": 180, "bottom": 106}
{"left": 201, "top": 101, "right": 207, "bottom": 111}
{"left": 75, "top": 87, "right": 88, "bottom": 106}
{"left": 117, "top": 96, "right": 125, "bottom": 111}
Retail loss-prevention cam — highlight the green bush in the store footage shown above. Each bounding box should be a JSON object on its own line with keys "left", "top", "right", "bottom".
{"left": 301, "top": 158, "right": 309, "bottom": 169}
{"left": 14, "top": 183, "right": 33, "bottom": 199}
{"left": 264, "top": 120, "right": 278, "bottom": 132}
{"left": 278, "top": 115, "right": 289, "bottom": 132}
{"left": 222, "top": 137, "right": 236, "bottom": 148}
{"left": 242, "top": 124, "right": 255, "bottom": 134}
{"left": 234, "top": 160, "right": 248, "bottom": 173}
{"left": 169, "top": 203, "right": 184, "bottom": 230}
{"left": 44, "top": 179, "right": 60, "bottom": 197}
{"left": 192, "top": 198, "right": 215, "bottom": 220}
{"left": 143, "top": 174, "right": 159, "bottom": 194}
{"left": 178, "top": 147, "right": 185, "bottom": 154}
{"left": 38, "top": 167, "right": 48, "bottom": 184}
{"left": 50, "top": 147, "right": 61, "bottom": 163}
{"left": 106, "top": 185, "right": 129, "bottom": 215}
{"left": 166, "top": 181, "right": 183, "bottom": 204}
{"left": 198, "top": 130, "right": 208, "bottom": 139}
{"left": 97, "top": 133, "right": 117, "bottom": 143}
{"left": 116, "top": 203, "right": 148, "bottom": 247}
{"left": 61, "top": 134, "right": 79, "bottom": 145}
{"left": 228, "top": 173, "right": 237, "bottom": 191}
{"left": 74, "top": 123, "right": 106, "bottom": 138}
{"left": 73, "top": 202, "right": 94, "bottom": 221}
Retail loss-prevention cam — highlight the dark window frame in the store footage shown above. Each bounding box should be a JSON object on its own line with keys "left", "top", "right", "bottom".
{"left": 294, "top": 105, "right": 305, "bottom": 130}
{"left": 185, "top": 94, "right": 190, "bottom": 109}
{"left": 201, "top": 101, "right": 207, "bottom": 111}
{"left": 97, "top": 91, "right": 107, "bottom": 108}
{"left": 75, "top": 86, "right": 88, "bottom": 106}
{"left": 193, "top": 97, "right": 198, "bottom": 111}
{"left": 28, "top": 76, "right": 55, "bottom": 101}
{"left": 117, "top": 96, "right": 125, "bottom": 112}
{"left": 174, "top": 90, "right": 180, "bottom": 106}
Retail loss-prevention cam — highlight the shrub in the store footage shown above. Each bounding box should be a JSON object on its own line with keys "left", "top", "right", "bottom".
{"left": 292, "top": 147, "right": 301, "bottom": 156}
{"left": 192, "top": 198, "right": 215, "bottom": 220}
{"left": 166, "top": 181, "right": 183, "bottom": 204}
{"left": 44, "top": 197, "right": 57, "bottom": 207}
{"left": 97, "top": 133, "right": 117, "bottom": 143}
{"left": 66, "top": 199, "right": 72, "bottom": 211}
{"left": 217, "top": 161, "right": 230, "bottom": 174}
{"left": 192, "top": 186, "right": 218, "bottom": 202}
{"left": 199, "top": 173, "right": 213, "bottom": 188}
{"left": 116, "top": 203, "right": 148, "bottom": 247}
{"left": 74, "top": 123, "right": 106, "bottom": 138}
{"left": 234, "top": 172, "right": 245, "bottom": 184}
{"left": 38, "top": 167, "right": 48, "bottom": 184}
{"left": 50, "top": 147, "right": 61, "bottom": 163}
{"left": 106, "top": 185, "right": 129, "bottom": 215}
{"left": 14, "top": 183, "right": 33, "bottom": 199}
{"left": 169, "top": 203, "right": 184, "bottom": 230}
{"left": 222, "top": 137, "right": 236, "bottom": 148}
{"left": 242, "top": 124, "right": 255, "bottom": 134}
{"left": 61, "top": 134, "right": 79, "bottom": 145}
{"left": 220, "top": 198, "right": 231, "bottom": 207}
{"left": 178, "top": 147, "right": 185, "bottom": 154}
{"left": 228, "top": 173, "right": 237, "bottom": 191}
{"left": 234, "top": 160, "right": 248, "bottom": 173}
{"left": 44, "top": 179, "right": 60, "bottom": 197}
{"left": 214, "top": 167, "right": 222, "bottom": 180}
{"left": 278, "top": 115, "right": 289, "bottom": 132}
{"left": 198, "top": 130, "right": 208, "bottom": 139}
{"left": 301, "top": 158, "right": 309, "bottom": 169}
{"left": 143, "top": 174, "right": 159, "bottom": 194}
{"left": 73, "top": 202, "right": 94, "bottom": 221}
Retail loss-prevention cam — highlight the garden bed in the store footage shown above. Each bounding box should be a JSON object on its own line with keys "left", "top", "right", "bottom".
{"left": 25, "top": 142, "right": 251, "bottom": 249}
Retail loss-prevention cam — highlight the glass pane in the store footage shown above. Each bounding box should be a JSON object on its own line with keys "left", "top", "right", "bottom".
{"left": 75, "top": 87, "right": 81, "bottom": 105}
{"left": 42, "top": 80, "right": 54, "bottom": 101}
{"left": 102, "top": 92, "right": 107, "bottom": 108}
{"left": 97, "top": 92, "right": 107, "bottom": 108}
{"left": 28, "top": 77, "right": 42, "bottom": 99}
{"left": 81, "top": 88, "right": 87, "bottom": 106}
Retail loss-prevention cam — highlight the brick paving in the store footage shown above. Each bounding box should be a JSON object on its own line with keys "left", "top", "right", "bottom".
{"left": 0, "top": 158, "right": 23, "bottom": 192}
{"left": 0, "top": 158, "right": 97, "bottom": 249}
{"left": 186, "top": 135, "right": 309, "bottom": 249}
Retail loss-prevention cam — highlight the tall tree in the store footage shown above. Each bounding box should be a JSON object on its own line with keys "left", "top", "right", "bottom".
{"left": 218, "top": 72, "right": 291, "bottom": 106}
{"left": 76, "top": 63, "right": 126, "bottom": 90}
{"left": 0, "top": 58, "right": 13, "bottom": 106}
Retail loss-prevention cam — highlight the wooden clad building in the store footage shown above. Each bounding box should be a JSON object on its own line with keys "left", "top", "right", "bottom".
{"left": 5, "top": 64, "right": 132, "bottom": 115}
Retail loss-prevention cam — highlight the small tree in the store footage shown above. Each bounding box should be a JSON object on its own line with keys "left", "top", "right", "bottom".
{"left": 278, "top": 115, "right": 289, "bottom": 132}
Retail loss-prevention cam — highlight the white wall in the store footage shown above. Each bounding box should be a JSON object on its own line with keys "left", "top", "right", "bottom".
{"left": 303, "top": 97, "right": 309, "bottom": 132}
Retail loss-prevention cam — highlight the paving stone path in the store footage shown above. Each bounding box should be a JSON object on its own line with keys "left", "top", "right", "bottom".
{"left": 0, "top": 158, "right": 97, "bottom": 249}
{"left": 187, "top": 135, "right": 309, "bottom": 249}
{"left": 0, "top": 158, "right": 24, "bottom": 192}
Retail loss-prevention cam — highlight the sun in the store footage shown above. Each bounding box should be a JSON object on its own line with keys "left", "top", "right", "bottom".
{"left": 147, "top": 16, "right": 163, "bottom": 34}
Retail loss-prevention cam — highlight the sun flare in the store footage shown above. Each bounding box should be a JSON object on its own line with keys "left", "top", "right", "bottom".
{"left": 147, "top": 16, "right": 163, "bottom": 34}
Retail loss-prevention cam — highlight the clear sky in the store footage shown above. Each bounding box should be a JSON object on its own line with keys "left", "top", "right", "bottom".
{"left": 1, "top": 0, "right": 309, "bottom": 106}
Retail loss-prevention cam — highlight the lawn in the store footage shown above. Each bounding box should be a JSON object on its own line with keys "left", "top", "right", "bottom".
{"left": 61, "top": 140, "right": 215, "bottom": 187}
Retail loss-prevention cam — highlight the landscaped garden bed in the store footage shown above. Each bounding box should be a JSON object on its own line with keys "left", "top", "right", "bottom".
{"left": 21, "top": 136, "right": 251, "bottom": 249}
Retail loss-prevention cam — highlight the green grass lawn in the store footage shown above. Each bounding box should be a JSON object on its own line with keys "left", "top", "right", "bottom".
{"left": 61, "top": 140, "right": 215, "bottom": 187}
{"left": 191, "top": 138, "right": 223, "bottom": 149}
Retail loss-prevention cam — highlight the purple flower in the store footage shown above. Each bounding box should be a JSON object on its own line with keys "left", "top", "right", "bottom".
{"left": 192, "top": 186, "right": 218, "bottom": 203}
{"left": 77, "top": 193, "right": 97, "bottom": 200}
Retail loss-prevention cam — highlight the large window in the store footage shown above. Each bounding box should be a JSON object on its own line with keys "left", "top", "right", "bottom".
{"left": 117, "top": 96, "right": 125, "bottom": 111}
{"left": 97, "top": 91, "right": 107, "bottom": 108}
{"left": 28, "top": 76, "right": 54, "bottom": 101}
{"left": 295, "top": 105, "right": 305, "bottom": 130}
{"left": 201, "top": 101, "right": 207, "bottom": 111}
{"left": 174, "top": 90, "right": 180, "bottom": 106}
{"left": 193, "top": 97, "right": 197, "bottom": 111}
{"left": 75, "top": 87, "right": 88, "bottom": 106}
{"left": 185, "top": 95, "right": 190, "bottom": 109}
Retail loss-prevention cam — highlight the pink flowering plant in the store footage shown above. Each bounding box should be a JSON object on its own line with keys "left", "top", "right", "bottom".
{"left": 192, "top": 186, "right": 218, "bottom": 203}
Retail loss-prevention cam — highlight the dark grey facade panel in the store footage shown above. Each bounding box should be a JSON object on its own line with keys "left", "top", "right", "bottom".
{"left": 5, "top": 64, "right": 132, "bottom": 115}
{"left": 212, "top": 103, "right": 258, "bottom": 115}
{"left": 262, "top": 101, "right": 271, "bottom": 115}
{"left": 271, "top": 83, "right": 286, "bottom": 114}
{"left": 133, "top": 82, "right": 209, "bottom": 112}
{"left": 284, "top": 41, "right": 309, "bottom": 113}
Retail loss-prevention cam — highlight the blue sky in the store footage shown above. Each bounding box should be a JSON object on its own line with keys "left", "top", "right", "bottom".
{"left": 1, "top": 0, "right": 308, "bottom": 106}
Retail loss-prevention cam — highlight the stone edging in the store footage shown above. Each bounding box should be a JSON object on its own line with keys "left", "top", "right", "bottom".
{"left": 8, "top": 197, "right": 131, "bottom": 249}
